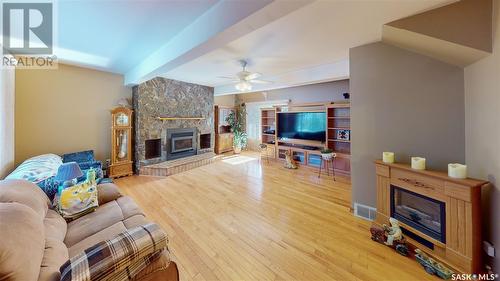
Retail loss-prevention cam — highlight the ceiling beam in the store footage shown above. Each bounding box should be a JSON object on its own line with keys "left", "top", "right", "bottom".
{"left": 124, "top": 0, "right": 312, "bottom": 86}
{"left": 214, "top": 59, "right": 349, "bottom": 96}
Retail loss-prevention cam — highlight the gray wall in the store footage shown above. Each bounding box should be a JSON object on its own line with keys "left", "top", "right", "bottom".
{"left": 464, "top": 0, "right": 499, "bottom": 271}
{"left": 234, "top": 80, "right": 349, "bottom": 104}
{"left": 350, "top": 42, "right": 465, "bottom": 207}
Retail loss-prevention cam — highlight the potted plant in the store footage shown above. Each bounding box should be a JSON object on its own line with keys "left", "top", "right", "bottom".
{"left": 232, "top": 131, "right": 248, "bottom": 154}
{"left": 226, "top": 106, "right": 248, "bottom": 154}
{"left": 320, "top": 148, "right": 335, "bottom": 160}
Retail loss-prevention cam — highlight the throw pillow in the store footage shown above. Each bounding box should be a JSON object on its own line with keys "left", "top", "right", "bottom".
{"left": 57, "top": 169, "right": 98, "bottom": 220}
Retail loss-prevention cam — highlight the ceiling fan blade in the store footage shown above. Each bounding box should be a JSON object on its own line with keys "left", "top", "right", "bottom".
{"left": 245, "top": 72, "right": 262, "bottom": 81}
{"left": 251, "top": 79, "right": 273, "bottom": 84}
{"left": 217, "top": 76, "right": 238, "bottom": 80}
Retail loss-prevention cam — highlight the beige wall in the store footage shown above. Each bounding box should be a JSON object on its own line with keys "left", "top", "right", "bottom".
{"left": 349, "top": 42, "right": 465, "bottom": 208}
{"left": 387, "top": 0, "right": 492, "bottom": 52}
{"left": 214, "top": 94, "right": 235, "bottom": 107}
{"left": 0, "top": 67, "right": 15, "bottom": 178}
{"left": 464, "top": 0, "right": 499, "bottom": 272}
{"left": 15, "top": 64, "right": 131, "bottom": 164}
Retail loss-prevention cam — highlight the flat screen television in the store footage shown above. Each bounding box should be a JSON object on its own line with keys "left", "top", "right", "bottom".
{"left": 277, "top": 112, "right": 326, "bottom": 142}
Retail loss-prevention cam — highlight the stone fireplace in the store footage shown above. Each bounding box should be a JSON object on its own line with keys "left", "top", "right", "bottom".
{"left": 133, "top": 77, "right": 214, "bottom": 171}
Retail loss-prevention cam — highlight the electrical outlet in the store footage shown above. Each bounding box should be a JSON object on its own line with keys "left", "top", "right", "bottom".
{"left": 105, "top": 159, "right": 111, "bottom": 167}
{"left": 483, "top": 241, "right": 495, "bottom": 257}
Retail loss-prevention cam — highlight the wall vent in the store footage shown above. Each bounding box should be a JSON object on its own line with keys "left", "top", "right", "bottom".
{"left": 354, "top": 203, "right": 376, "bottom": 221}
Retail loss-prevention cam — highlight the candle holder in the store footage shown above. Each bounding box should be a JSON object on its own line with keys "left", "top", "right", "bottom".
{"left": 411, "top": 157, "right": 426, "bottom": 170}
{"left": 383, "top": 152, "right": 395, "bottom": 163}
{"left": 448, "top": 163, "right": 467, "bottom": 179}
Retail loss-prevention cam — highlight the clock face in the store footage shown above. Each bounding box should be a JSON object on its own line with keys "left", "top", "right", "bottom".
{"left": 115, "top": 113, "right": 129, "bottom": 126}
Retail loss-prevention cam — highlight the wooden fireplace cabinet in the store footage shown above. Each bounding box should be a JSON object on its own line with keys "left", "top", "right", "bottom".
{"left": 374, "top": 160, "right": 488, "bottom": 273}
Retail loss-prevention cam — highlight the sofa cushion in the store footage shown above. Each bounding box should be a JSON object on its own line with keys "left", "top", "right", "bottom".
{"left": 0, "top": 203, "right": 45, "bottom": 281}
{"left": 0, "top": 179, "right": 50, "bottom": 219}
{"left": 64, "top": 195, "right": 143, "bottom": 247}
{"left": 64, "top": 200, "right": 125, "bottom": 246}
{"left": 44, "top": 209, "right": 67, "bottom": 241}
{"left": 38, "top": 238, "right": 69, "bottom": 281}
{"left": 68, "top": 221, "right": 127, "bottom": 258}
{"left": 124, "top": 214, "right": 149, "bottom": 229}
{"left": 117, "top": 196, "right": 144, "bottom": 219}
{"left": 97, "top": 183, "right": 122, "bottom": 205}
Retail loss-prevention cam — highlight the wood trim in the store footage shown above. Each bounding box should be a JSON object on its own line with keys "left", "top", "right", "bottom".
{"left": 278, "top": 138, "right": 324, "bottom": 147}
{"left": 375, "top": 164, "right": 390, "bottom": 177}
{"left": 374, "top": 160, "right": 487, "bottom": 187}
{"left": 158, "top": 117, "right": 205, "bottom": 120}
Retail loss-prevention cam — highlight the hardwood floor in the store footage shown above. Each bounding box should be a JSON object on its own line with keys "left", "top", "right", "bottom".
{"left": 115, "top": 153, "right": 438, "bottom": 281}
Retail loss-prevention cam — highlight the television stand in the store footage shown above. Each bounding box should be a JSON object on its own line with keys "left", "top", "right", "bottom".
{"left": 276, "top": 140, "right": 325, "bottom": 168}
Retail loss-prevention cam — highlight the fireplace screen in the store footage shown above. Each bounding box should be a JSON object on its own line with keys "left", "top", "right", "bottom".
{"left": 172, "top": 137, "right": 193, "bottom": 153}
{"left": 390, "top": 185, "right": 446, "bottom": 243}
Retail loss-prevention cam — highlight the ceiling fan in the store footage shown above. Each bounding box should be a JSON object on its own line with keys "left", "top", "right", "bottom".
{"left": 218, "top": 60, "right": 272, "bottom": 92}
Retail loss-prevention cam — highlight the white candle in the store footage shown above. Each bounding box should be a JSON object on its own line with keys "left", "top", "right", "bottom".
{"left": 448, "top": 163, "right": 467, "bottom": 179}
{"left": 411, "top": 157, "right": 426, "bottom": 170}
{"left": 383, "top": 152, "right": 395, "bottom": 163}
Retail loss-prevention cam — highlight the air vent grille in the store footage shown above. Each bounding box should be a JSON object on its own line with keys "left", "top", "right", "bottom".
{"left": 354, "top": 203, "right": 376, "bottom": 221}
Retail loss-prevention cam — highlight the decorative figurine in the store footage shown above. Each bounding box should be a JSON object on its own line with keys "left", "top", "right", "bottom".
{"left": 284, "top": 151, "right": 298, "bottom": 169}
{"left": 384, "top": 217, "right": 403, "bottom": 246}
{"left": 415, "top": 249, "right": 454, "bottom": 279}
{"left": 370, "top": 218, "right": 409, "bottom": 256}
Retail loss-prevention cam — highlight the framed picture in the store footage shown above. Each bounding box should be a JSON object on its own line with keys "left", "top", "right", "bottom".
{"left": 336, "top": 129, "right": 350, "bottom": 140}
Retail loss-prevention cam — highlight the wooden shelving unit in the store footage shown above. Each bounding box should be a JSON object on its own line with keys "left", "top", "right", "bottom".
{"left": 214, "top": 105, "right": 235, "bottom": 154}
{"left": 258, "top": 102, "right": 351, "bottom": 178}
{"left": 260, "top": 108, "right": 277, "bottom": 157}
{"left": 326, "top": 103, "right": 351, "bottom": 176}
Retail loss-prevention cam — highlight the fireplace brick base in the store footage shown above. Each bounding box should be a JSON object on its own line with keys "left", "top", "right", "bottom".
{"left": 139, "top": 152, "right": 217, "bottom": 177}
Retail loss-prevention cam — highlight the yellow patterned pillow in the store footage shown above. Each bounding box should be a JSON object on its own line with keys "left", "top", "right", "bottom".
{"left": 58, "top": 169, "right": 98, "bottom": 220}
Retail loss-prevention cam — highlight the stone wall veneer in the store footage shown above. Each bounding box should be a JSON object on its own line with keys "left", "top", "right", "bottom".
{"left": 133, "top": 77, "right": 214, "bottom": 170}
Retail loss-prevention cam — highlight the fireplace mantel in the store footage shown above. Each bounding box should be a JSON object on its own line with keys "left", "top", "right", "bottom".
{"left": 374, "top": 160, "right": 488, "bottom": 274}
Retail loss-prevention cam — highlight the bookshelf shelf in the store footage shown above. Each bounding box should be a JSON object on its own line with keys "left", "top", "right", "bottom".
{"left": 326, "top": 103, "right": 351, "bottom": 176}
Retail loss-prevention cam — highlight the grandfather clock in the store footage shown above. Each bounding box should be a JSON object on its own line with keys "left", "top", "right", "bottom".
{"left": 109, "top": 107, "right": 133, "bottom": 178}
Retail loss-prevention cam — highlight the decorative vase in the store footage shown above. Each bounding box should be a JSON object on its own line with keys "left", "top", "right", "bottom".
{"left": 234, "top": 146, "right": 242, "bottom": 154}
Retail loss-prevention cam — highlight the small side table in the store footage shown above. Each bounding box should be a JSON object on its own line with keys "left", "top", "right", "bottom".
{"left": 318, "top": 153, "right": 336, "bottom": 181}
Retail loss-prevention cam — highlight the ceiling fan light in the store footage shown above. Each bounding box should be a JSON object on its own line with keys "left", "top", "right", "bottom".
{"left": 235, "top": 81, "right": 252, "bottom": 92}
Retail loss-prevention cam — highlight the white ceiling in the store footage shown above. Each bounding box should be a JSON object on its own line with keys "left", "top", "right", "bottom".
{"left": 161, "top": 0, "right": 453, "bottom": 95}
{"left": 56, "top": 0, "right": 218, "bottom": 73}
{"left": 32, "top": 0, "right": 454, "bottom": 94}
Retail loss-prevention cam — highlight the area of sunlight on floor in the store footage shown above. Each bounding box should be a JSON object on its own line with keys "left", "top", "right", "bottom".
{"left": 221, "top": 154, "right": 258, "bottom": 165}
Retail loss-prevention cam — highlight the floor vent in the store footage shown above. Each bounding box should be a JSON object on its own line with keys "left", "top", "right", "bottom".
{"left": 354, "top": 203, "right": 376, "bottom": 221}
